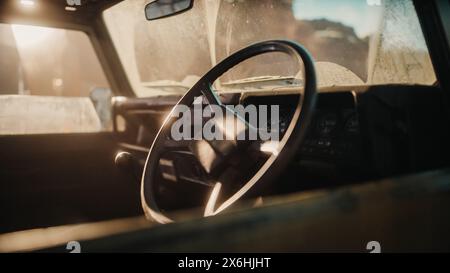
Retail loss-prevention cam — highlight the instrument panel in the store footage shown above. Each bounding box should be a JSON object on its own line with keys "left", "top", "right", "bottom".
{"left": 243, "top": 91, "right": 363, "bottom": 167}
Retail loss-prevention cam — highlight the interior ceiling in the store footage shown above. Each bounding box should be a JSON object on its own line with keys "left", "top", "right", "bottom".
{"left": 0, "top": 0, "right": 124, "bottom": 29}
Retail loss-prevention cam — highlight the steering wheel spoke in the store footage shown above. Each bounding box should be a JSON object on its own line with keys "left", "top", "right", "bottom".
{"left": 204, "top": 182, "right": 222, "bottom": 217}
{"left": 201, "top": 82, "right": 223, "bottom": 106}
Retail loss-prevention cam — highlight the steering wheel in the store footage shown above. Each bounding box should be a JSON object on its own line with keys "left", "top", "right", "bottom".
{"left": 141, "top": 40, "right": 317, "bottom": 223}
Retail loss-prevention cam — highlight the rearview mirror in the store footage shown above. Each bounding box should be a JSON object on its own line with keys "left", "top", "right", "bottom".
{"left": 145, "top": 0, "right": 194, "bottom": 21}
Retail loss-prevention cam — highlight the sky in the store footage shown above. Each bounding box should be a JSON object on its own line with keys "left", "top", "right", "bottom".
{"left": 292, "top": 0, "right": 384, "bottom": 38}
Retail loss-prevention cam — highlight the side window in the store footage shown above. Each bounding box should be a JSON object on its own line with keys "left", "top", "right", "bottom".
{"left": 0, "top": 23, "right": 111, "bottom": 135}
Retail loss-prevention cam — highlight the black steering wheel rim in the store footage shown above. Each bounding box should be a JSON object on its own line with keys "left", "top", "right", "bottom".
{"left": 141, "top": 40, "right": 318, "bottom": 223}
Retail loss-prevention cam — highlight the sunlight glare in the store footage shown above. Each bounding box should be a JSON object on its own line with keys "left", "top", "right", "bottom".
{"left": 12, "top": 24, "right": 54, "bottom": 49}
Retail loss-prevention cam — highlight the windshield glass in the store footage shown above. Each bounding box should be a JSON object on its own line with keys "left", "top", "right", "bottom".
{"left": 104, "top": 0, "right": 436, "bottom": 97}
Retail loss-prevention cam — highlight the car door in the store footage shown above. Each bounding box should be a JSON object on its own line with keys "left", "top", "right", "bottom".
{"left": 0, "top": 23, "right": 142, "bottom": 233}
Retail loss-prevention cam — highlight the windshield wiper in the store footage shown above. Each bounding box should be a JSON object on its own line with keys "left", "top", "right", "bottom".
{"left": 220, "top": 76, "right": 302, "bottom": 91}
{"left": 142, "top": 81, "right": 191, "bottom": 89}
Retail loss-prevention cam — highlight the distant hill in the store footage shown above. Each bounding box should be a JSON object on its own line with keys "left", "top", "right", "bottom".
{"left": 292, "top": 18, "right": 369, "bottom": 81}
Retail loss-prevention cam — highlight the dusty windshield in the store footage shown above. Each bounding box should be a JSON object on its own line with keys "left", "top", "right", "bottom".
{"left": 104, "top": 0, "right": 436, "bottom": 97}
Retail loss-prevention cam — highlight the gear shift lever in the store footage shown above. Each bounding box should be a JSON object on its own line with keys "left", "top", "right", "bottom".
{"left": 115, "top": 151, "right": 142, "bottom": 186}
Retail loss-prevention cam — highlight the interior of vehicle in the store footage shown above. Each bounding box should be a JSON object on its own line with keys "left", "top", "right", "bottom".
{"left": 0, "top": 0, "right": 450, "bottom": 252}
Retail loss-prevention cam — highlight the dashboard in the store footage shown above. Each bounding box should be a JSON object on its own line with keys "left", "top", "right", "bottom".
{"left": 113, "top": 84, "right": 449, "bottom": 196}
{"left": 114, "top": 90, "right": 367, "bottom": 193}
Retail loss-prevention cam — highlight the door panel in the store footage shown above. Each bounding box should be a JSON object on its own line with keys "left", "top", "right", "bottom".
{"left": 0, "top": 132, "right": 142, "bottom": 233}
